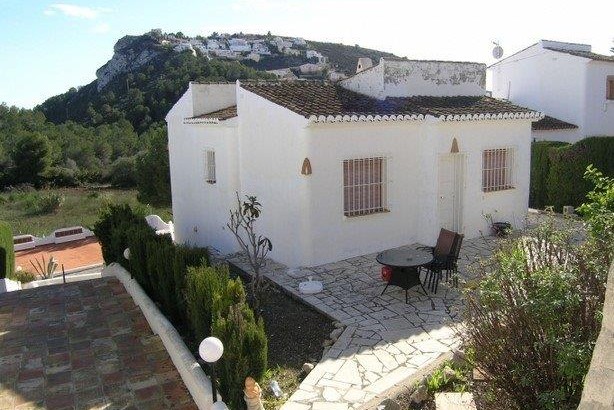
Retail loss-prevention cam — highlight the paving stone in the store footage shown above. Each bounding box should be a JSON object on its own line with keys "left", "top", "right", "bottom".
{"left": 434, "top": 392, "right": 477, "bottom": 409}
{"left": 322, "top": 386, "right": 342, "bottom": 401}
{"left": 0, "top": 278, "right": 195, "bottom": 409}
{"left": 332, "top": 361, "right": 362, "bottom": 386}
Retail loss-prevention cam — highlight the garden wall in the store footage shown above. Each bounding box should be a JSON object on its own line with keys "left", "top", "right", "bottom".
{"left": 578, "top": 262, "right": 614, "bottom": 409}
{"left": 530, "top": 137, "right": 614, "bottom": 211}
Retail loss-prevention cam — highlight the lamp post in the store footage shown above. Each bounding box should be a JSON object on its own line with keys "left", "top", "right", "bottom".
{"left": 199, "top": 337, "right": 224, "bottom": 404}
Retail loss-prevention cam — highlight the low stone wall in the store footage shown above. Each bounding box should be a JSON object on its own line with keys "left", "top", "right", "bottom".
{"left": 578, "top": 262, "right": 614, "bottom": 409}
{"left": 13, "top": 226, "right": 95, "bottom": 251}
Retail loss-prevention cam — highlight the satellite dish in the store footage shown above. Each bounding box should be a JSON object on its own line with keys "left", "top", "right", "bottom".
{"left": 492, "top": 43, "right": 504, "bottom": 59}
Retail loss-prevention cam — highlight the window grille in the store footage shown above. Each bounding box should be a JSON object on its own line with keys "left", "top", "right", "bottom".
{"left": 204, "top": 150, "right": 216, "bottom": 184}
{"left": 482, "top": 148, "right": 514, "bottom": 192}
{"left": 343, "top": 156, "right": 388, "bottom": 217}
{"left": 607, "top": 76, "right": 614, "bottom": 100}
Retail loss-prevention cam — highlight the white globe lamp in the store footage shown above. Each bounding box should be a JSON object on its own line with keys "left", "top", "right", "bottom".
{"left": 199, "top": 337, "right": 224, "bottom": 403}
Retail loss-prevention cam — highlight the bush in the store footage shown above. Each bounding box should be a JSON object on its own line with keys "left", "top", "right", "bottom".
{"left": 530, "top": 137, "right": 614, "bottom": 210}
{"left": 463, "top": 213, "right": 609, "bottom": 409}
{"left": 0, "top": 221, "right": 14, "bottom": 279}
{"left": 186, "top": 265, "right": 245, "bottom": 343}
{"left": 578, "top": 165, "right": 614, "bottom": 249}
{"left": 93, "top": 203, "right": 148, "bottom": 263}
{"left": 108, "top": 156, "right": 138, "bottom": 188}
{"left": 45, "top": 166, "right": 79, "bottom": 187}
{"left": 212, "top": 303, "right": 268, "bottom": 410}
{"left": 25, "top": 191, "right": 65, "bottom": 214}
{"left": 7, "top": 269, "right": 36, "bottom": 283}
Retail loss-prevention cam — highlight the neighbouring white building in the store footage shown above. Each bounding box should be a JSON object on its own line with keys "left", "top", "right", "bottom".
{"left": 252, "top": 42, "right": 271, "bottom": 55}
{"left": 206, "top": 39, "right": 221, "bottom": 50}
{"left": 306, "top": 50, "right": 327, "bottom": 64}
{"left": 167, "top": 57, "right": 542, "bottom": 267}
{"left": 229, "top": 38, "right": 251, "bottom": 53}
{"left": 490, "top": 40, "right": 614, "bottom": 143}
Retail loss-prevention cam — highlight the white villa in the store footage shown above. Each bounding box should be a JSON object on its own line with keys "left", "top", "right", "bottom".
{"left": 490, "top": 40, "right": 614, "bottom": 143}
{"left": 166, "top": 57, "right": 542, "bottom": 267}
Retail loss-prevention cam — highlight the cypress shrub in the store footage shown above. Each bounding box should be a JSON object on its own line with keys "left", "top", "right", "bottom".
{"left": 212, "top": 303, "right": 268, "bottom": 410}
{"left": 530, "top": 137, "right": 614, "bottom": 211}
{"left": 530, "top": 141, "right": 567, "bottom": 209}
{"left": 0, "top": 221, "right": 14, "bottom": 279}
{"left": 93, "top": 204, "right": 149, "bottom": 263}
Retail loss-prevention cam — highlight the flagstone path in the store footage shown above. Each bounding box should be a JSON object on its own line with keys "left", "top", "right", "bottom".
{"left": 227, "top": 235, "right": 497, "bottom": 410}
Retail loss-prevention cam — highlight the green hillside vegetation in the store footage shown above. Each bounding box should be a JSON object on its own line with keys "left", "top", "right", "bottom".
{"left": 38, "top": 51, "right": 274, "bottom": 133}
{"left": 307, "top": 40, "right": 398, "bottom": 73}
{"left": 1, "top": 51, "right": 274, "bottom": 202}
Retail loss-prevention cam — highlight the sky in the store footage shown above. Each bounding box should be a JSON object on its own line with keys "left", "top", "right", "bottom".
{"left": 0, "top": 0, "right": 612, "bottom": 109}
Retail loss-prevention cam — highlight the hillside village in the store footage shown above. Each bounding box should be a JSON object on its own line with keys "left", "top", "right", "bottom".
{"left": 154, "top": 29, "right": 347, "bottom": 81}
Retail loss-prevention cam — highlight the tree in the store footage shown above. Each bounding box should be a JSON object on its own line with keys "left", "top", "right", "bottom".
{"left": 11, "top": 133, "right": 51, "bottom": 186}
{"left": 227, "top": 194, "right": 272, "bottom": 306}
{"left": 135, "top": 125, "right": 171, "bottom": 205}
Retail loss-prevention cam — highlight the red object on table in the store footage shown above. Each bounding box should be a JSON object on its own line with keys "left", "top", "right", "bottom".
{"left": 381, "top": 266, "right": 393, "bottom": 282}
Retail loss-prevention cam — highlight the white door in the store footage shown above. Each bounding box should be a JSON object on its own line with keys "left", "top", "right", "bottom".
{"left": 438, "top": 153, "right": 465, "bottom": 232}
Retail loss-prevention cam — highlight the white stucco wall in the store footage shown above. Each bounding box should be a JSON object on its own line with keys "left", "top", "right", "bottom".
{"left": 235, "top": 87, "right": 312, "bottom": 266}
{"left": 342, "top": 59, "right": 485, "bottom": 99}
{"left": 300, "top": 118, "right": 532, "bottom": 267}
{"left": 167, "top": 87, "right": 241, "bottom": 254}
{"left": 584, "top": 61, "right": 614, "bottom": 137}
{"left": 190, "top": 82, "right": 236, "bottom": 117}
{"left": 531, "top": 128, "right": 581, "bottom": 143}
{"left": 491, "top": 46, "right": 586, "bottom": 136}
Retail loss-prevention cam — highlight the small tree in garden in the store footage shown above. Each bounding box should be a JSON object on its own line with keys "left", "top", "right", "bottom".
{"left": 227, "top": 193, "right": 272, "bottom": 304}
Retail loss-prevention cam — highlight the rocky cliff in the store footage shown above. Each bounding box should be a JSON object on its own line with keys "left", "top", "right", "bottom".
{"left": 95, "top": 35, "right": 164, "bottom": 91}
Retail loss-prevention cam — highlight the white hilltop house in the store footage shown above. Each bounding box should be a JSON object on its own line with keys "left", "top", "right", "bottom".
{"left": 490, "top": 40, "right": 614, "bottom": 143}
{"left": 229, "top": 38, "right": 251, "bottom": 53}
{"left": 166, "top": 57, "right": 542, "bottom": 267}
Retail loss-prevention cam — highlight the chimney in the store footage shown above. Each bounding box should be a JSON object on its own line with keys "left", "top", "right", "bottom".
{"left": 356, "top": 57, "right": 373, "bottom": 74}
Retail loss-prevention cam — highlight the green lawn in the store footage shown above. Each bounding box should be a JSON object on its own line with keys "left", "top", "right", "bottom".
{"left": 0, "top": 187, "right": 172, "bottom": 236}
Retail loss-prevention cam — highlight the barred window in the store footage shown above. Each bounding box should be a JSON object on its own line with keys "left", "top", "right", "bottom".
{"left": 607, "top": 76, "right": 614, "bottom": 100}
{"left": 482, "top": 148, "right": 514, "bottom": 192}
{"left": 343, "top": 157, "right": 388, "bottom": 217}
{"left": 204, "top": 150, "right": 216, "bottom": 184}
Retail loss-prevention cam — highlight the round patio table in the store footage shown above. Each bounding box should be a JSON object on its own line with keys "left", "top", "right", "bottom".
{"left": 376, "top": 247, "right": 433, "bottom": 303}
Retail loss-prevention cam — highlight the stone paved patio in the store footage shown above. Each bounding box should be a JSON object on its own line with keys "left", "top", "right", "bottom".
{"left": 0, "top": 277, "right": 196, "bottom": 410}
{"left": 227, "top": 235, "right": 497, "bottom": 410}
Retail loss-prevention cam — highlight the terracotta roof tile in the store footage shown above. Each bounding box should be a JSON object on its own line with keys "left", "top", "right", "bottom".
{"left": 193, "top": 105, "right": 237, "bottom": 121}
{"left": 545, "top": 48, "right": 614, "bottom": 63}
{"left": 532, "top": 115, "right": 578, "bottom": 131}
{"left": 240, "top": 81, "right": 537, "bottom": 119}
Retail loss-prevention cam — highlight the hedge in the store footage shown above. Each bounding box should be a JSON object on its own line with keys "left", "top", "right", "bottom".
{"left": 530, "top": 137, "right": 614, "bottom": 211}
{"left": 0, "top": 221, "right": 14, "bottom": 279}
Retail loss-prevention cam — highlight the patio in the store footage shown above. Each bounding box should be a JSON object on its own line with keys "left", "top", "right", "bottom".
{"left": 227, "top": 235, "right": 498, "bottom": 409}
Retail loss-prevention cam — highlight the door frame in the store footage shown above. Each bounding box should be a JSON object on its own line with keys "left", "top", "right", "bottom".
{"left": 437, "top": 152, "right": 466, "bottom": 233}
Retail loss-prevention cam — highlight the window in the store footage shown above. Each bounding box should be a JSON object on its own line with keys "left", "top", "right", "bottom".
{"left": 482, "top": 148, "right": 514, "bottom": 192}
{"left": 343, "top": 156, "right": 388, "bottom": 217}
{"left": 203, "top": 150, "right": 216, "bottom": 184}
{"left": 607, "top": 76, "right": 614, "bottom": 100}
